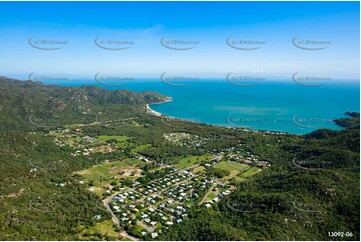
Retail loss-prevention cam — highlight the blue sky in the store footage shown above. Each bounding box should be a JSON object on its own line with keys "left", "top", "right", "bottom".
{"left": 0, "top": 1, "right": 359, "bottom": 80}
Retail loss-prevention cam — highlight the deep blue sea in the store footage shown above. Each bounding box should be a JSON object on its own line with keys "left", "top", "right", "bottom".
{"left": 42, "top": 79, "right": 359, "bottom": 135}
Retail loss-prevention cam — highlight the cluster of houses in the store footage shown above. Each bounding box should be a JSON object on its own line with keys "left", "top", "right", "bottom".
{"left": 162, "top": 176, "right": 214, "bottom": 202}
{"left": 107, "top": 168, "right": 223, "bottom": 238}
{"left": 228, "top": 127, "right": 287, "bottom": 136}
{"left": 49, "top": 129, "right": 119, "bottom": 157}
{"left": 227, "top": 153, "right": 271, "bottom": 167}
{"left": 226, "top": 144, "right": 271, "bottom": 167}
{"left": 201, "top": 155, "right": 224, "bottom": 167}
{"left": 71, "top": 143, "right": 116, "bottom": 157}
{"left": 135, "top": 155, "right": 150, "bottom": 163}
{"left": 43, "top": 116, "right": 274, "bottom": 239}
{"left": 264, "top": 130, "right": 287, "bottom": 135}
{"left": 204, "top": 189, "right": 231, "bottom": 208}
{"left": 163, "top": 132, "right": 211, "bottom": 149}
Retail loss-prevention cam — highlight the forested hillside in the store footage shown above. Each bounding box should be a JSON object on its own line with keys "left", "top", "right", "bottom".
{"left": 0, "top": 76, "right": 166, "bottom": 131}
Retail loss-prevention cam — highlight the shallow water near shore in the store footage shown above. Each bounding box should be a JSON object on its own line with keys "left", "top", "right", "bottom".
{"left": 45, "top": 79, "right": 360, "bottom": 135}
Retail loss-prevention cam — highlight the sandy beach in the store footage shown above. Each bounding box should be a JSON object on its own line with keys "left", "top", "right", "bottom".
{"left": 146, "top": 103, "right": 163, "bottom": 117}
{"left": 146, "top": 97, "right": 172, "bottom": 117}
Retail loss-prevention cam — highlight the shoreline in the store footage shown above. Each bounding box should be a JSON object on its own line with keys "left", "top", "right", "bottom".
{"left": 145, "top": 97, "right": 350, "bottom": 136}
{"left": 146, "top": 98, "right": 288, "bottom": 135}
{"left": 146, "top": 97, "right": 173, "bottom": 117}
{"left": 145, "top": 103, "right": 163, "bottom": 117}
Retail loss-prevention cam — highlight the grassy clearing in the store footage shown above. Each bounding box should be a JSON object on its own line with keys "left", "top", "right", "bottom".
{"left": 215, "top": 161, "right": 251, "bottom": 183}
{"left": 239, "top": 166, "right": 262, "bottom": 178}
{"left": 192, "top": 166, "right": 206, "bottom": 174}
{"left": 98, "top": 135, "right": 128, "bottom": 142}
{"left": 175, "top": 155, "right": 215, "bottom": 169}
{"left": 215, "top": 161, "right": 249, "bottom": 172}
{"left": 77, "top": 220, "right": 121, "bottom": 240}
{"left": 95, "top": 220, "right": 120, "bottom": 238}
{"left": 234, "top": 176, "right": 248, "bottom": 182}
{"left": 234, "top": 166, "right": 262, "bottom": 182}
{"left": 75, "top": 159, "right": 145, "bottom": 195}
{"left": 77, "top": 159, "right": 145, "bottom": 178}
{"left": 134, "top": 224, "right": 145, "bottom": 232}
{"left": 121, "top": 158, "right": 146, "bottom": 167}
{"left": 206, "top": 192, "right": 216, "bottom": 201}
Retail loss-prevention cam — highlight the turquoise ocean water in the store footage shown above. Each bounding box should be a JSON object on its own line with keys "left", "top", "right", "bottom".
{"left": 48, "top": 79, "right": 359, "bottom": 135}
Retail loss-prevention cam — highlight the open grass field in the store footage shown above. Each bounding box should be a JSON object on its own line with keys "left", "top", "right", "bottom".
{"left": 77, "top": 159, "right": 145, "bottom": 178}
{"left": 175, "top": 155, "right": 215, "bottom": 169}
{"left": 239, "top": 166, "right": 262, "bottom": 178}
{"left": 77, "top": 220, "right": 121, "bottom": 240}
{"left": 206, "top": 192, "right": 216, "bottom": 201}
{"left": 235, "top": 166, "right": 262, "bottom": 182}
{"left": 215, "top": 161, "right": 260, "bottom": 183}
{"left": 98, "top": 135, "right": 128, "bottom": 142}
{"left": 95, "top": 220, "right": 120, "bottom": 238}
{"left": 192, "top": 166, "right": 206, "bottom": 174}
{"left": 234, "top": 176, "right": 247, "bottom": 182}
{"left": 215, "top": 161, "right": 249, "bottom": 172}
{"left": 75, "top": 159, "right": 145, "bottom": 195}
{"left": 120, "top": 158, "right": 147, "bottom": 167}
